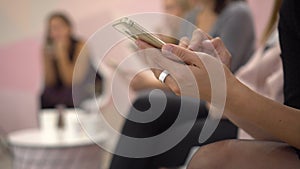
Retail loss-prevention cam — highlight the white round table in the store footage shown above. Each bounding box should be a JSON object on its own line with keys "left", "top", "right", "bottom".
{"left": 8, "top": 128, "right": 107, "bottom": 169}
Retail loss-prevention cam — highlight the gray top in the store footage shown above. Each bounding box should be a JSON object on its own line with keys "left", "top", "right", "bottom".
{"left": 179, "top": 1, "right": 255, "bottom": 73}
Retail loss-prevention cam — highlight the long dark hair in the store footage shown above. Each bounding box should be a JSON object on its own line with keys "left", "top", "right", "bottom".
{"left": 45, "top": 12, "right": 74, "bottom": 45}
{"left": 214, "top": 0, "right": 245, "bottom": 14}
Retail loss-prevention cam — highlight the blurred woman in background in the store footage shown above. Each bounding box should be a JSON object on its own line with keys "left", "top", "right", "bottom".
{"left": 109, "top": 0, "right": 254, "bottom": 169}
{"left": 181, "top": 0, "right": 255, "bottom": 73}
{"left": 40, "top": 12, "right": 88, "bottom": 108}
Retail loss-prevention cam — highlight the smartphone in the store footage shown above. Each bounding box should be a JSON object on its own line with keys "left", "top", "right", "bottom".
{"left": 113, "top": 17, "right": 166, "bottom": 49}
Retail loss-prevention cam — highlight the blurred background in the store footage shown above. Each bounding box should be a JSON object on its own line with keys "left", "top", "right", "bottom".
{"left": 0, "top": 0, "right": 273, "bottom": 133}
{"left": 0, "top": 0, "right": 274, "bottom": 168}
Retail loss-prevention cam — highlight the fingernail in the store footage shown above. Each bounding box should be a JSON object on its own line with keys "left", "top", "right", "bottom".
{"left": 162, "top": 44, "right": 174, "bottom": 53}
{"left": 202, "top": 39, "right": 211, "bottom": 44}
{"left": 202, "top": 40, "right": 212, "bottom": 46}
{"left": 202, "top": 40, "right": 214, "bottom": 49}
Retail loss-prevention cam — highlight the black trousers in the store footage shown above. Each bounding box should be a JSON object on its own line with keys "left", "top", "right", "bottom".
{"left": 109, "top": 90, "right": 238, "bottom": 169}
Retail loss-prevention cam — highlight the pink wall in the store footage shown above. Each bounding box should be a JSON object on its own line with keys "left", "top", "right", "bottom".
{"left": 0, "top": 37, "right": 42, "bottom": 92}
{"left": 0, "top": 37, "right": 42, "bottom": 133}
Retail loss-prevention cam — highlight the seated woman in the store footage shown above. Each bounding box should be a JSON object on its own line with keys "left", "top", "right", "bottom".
{"left": 136, "top": 0, "right": 300, "bottom": 168}
{"left": 40, "top": 12, "right": 89, "bottom": 108}
{"left": 109, "top": 0, "right": 254, "bottom": 169}
{"left": 180, "top": 0, "right": 254, "bottom": 73}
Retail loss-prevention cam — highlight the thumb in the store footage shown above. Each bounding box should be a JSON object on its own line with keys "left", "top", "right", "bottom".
{"left": 162, "top": 44, "right": 198, "bottom": 65}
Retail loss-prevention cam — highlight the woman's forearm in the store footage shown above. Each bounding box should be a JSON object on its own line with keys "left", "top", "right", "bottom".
{"left": 56, "top": 42, "right": 87, "bottom": 86}
{"left": 56, "top": 50, "right": 74, "bottom": 86}
{"left": 226, "top": 79, "right": 300, "bottom": 149}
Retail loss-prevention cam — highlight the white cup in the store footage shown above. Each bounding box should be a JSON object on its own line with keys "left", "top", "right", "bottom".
{"left": 39, "top": 109, "right": 59, "bottom": 138}
{"left": 63, "top": 109, "right": 83, "bottom": 138}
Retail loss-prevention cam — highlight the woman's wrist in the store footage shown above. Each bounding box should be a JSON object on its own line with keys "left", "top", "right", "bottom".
{"left": 225, "top": 73, "right": 248, "bottom": 114}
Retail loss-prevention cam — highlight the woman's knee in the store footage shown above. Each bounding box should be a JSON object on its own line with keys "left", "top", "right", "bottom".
{"left": 187, "top": 140, "right": 238, "bottom": 169}
{"left": 187, "top": 139, "right": 300, "bottom": 169}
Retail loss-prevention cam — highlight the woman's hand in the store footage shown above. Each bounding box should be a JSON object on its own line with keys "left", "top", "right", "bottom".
{"left": 136, "top": 39, "right": 235, "bottom": 102}
{"left": 179, "top": 29, "right": 232, "bottom": 69}
{"left": 136, "top": 29, "right": 235, "bottom": 101}
{"left": 54, "top": 40, "right": 67, "bottom": 58}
